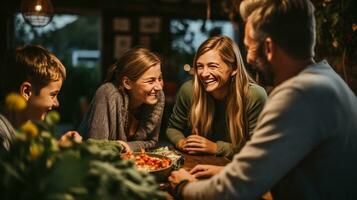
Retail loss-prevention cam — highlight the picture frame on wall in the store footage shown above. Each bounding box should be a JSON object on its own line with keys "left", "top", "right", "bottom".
{"left": 114, "top": 35, "right": 132, "bottom": 59}
{"left": 139, "top": 17, "right": 161, "bottom": 33}
{"left": 139, "top": 36, "right": 151, "bottom": 48}
{"left": 113, "top": 17, "right": 130, "bottom": 32}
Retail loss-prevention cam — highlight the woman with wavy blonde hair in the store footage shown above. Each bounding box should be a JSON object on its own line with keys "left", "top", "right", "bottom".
{"left": 166, "top": 36, "right": 267, "bottom": 158}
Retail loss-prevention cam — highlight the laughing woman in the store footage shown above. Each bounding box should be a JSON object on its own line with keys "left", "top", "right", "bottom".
{"left": 166, "top": 36, "right": 267, "bottom": 158}
{"left": 78, "top": 48, "right": 165, "bottom": 152}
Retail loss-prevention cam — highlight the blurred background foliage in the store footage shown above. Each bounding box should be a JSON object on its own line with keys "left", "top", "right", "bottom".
{"left": 312, "top": 0, "right": 356, "bottom": 86}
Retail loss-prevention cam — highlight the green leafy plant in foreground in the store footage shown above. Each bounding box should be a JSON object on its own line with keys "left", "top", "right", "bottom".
{"left": 0, "top": 94, "right": 165, "bottom": 200}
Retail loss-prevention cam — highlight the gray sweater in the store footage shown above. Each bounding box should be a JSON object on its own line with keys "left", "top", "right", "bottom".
{"left": 78, "top": 82, "right": 165, "bottom": 151}
{"left": 0, "top": 113, "right": 16, "bottom": 150}
{"left": 182, "top": 60, "right": 357, "bottom": 200}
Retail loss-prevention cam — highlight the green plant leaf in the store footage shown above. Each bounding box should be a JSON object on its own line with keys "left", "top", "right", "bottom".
{"left": 44, "top": 150, "right": 88, "bottom": 194}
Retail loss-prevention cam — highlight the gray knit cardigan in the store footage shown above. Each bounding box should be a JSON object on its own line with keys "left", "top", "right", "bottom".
{"left": 78, "top": 82, "right": 165, "bottom": 151}
{"left": 0, "top": 113, "right": 16, "bottom": 151}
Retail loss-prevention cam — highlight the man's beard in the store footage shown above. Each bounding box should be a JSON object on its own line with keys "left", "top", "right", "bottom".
{"left": 253, "top": 44, "right": 275, "bottom": 87}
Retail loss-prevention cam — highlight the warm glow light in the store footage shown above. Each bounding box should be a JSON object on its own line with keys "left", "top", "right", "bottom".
{"left": 21, "top": 0, "right": 54, "bottom": 27}
{"left": 35, "top": 5, "right": 42, "bottom": 12}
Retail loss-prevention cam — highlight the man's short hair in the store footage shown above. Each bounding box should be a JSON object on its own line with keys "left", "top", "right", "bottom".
{"left": 240, "top": 0, "right": 316, "bottom": 59}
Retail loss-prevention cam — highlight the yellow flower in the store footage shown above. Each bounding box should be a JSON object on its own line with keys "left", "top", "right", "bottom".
{"left": 45, "top": 111, "right": 61, "bottom": 124}
{"left": 46, "top": 156, "right": 55, "bottom": 168}
{"left": 29, "top": 143, "right": 44, "bottom": 161}
{"left": 4, "top": 93, "right": 27, "bottom": 112}
{"left": 20, "top": 121, "right": 39, "bottom": 138}
{"left": 50, "top": 138, "right": 59, "bottom": 152}
{"left": 40, "top": 131, "right": 52, "bottom": 138}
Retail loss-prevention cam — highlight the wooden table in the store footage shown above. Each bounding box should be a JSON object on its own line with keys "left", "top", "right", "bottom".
{"left": 163, "top": 152, "right": 230, "bottom": 199}
{"left": 180, "top": 152, "right": 230, "bottom": 170}
{"left": 162, "top": 152, "right": 272, "bottom": 200}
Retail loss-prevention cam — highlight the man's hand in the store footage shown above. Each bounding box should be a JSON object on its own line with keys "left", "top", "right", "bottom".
{"left": 168, "top": 168, "right": 197, "bottom": 189}
{"left": 190, "top": 164, "right": 224, "bottom": 178}
{"left": 184, "top": 135, "right": 218, "bottom": 155}
{"left": 118, "top": 140, "right": 132, "bottom": 153}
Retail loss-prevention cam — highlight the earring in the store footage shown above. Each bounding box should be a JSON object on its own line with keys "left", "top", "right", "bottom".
{"left": 231, "top": 76, "right": 236, "bottom": 83}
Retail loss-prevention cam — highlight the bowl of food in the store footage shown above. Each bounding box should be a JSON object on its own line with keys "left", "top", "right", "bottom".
{"left": 122, "top": 151, "right": 173, "bottom": 182}
{"left": 150, "top": 146, "right": 184, "bottom": 169}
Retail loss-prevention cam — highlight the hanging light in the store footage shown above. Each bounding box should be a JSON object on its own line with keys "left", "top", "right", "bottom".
{"left": 20, "top": 0, "right": 54, "bottom": 27}
{"left": 206, "top": 0, "right": 211, "bottom": 20}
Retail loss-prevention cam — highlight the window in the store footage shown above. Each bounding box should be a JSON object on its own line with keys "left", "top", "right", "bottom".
{"left": 14, "top": 14, "right": 101, "bottom": 131}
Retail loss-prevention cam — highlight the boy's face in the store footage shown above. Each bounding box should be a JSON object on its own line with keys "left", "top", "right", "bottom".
{"left": 26, "top": 80, "right": 63, "bottom": 121}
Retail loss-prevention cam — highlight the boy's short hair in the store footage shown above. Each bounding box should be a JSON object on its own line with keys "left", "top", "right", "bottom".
{"left": 0, "top": 45, "right": 66, "bottom": 102}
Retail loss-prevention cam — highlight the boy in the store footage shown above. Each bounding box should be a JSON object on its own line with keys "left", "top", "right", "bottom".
{"left": 0, "top": 45, "right": 81, "bottom": 150}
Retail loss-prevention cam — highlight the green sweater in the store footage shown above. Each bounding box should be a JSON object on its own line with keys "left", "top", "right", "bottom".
{"left": 166, "top": 80, "right": 267, "bottom": 158}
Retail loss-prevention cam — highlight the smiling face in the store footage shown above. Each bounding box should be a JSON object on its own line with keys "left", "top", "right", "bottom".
{"left": 26, "top": 80, "right": 63, "bottom": 121}
{"left": 195, "top": 50, "right": 234, "bottom": 99}
{"left": 126, "top": 63, "right": 163, "bottom": 108}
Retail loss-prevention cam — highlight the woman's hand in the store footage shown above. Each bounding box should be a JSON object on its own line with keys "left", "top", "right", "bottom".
{"left": 58, "top": 131, "right": 83, "bottom": 147}
{"left": 118, "top": 140, "right": 132, "bottom": 153}
{"left": 184, "top": 135, "right": 218, "bottom": 154}
{"left": 176, "top": 138, "right": 188, "bottom": 152}
{"left": 190, "top": 164, "right": 224, "bottom": 179}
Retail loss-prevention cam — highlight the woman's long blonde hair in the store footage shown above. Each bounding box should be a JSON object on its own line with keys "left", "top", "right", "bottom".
{"left": 190, "top": 36, "right": 255, "bottom": 148}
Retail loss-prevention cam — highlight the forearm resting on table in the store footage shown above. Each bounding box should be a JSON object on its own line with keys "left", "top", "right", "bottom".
{"left": 216, "top": 141, "right": 235, "bottom": 158}
{"left": 126, "top": 139, "right": 157, "bottom": 152}
{"left": 166, "top": 127, "right": 186, "bottom": 146}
